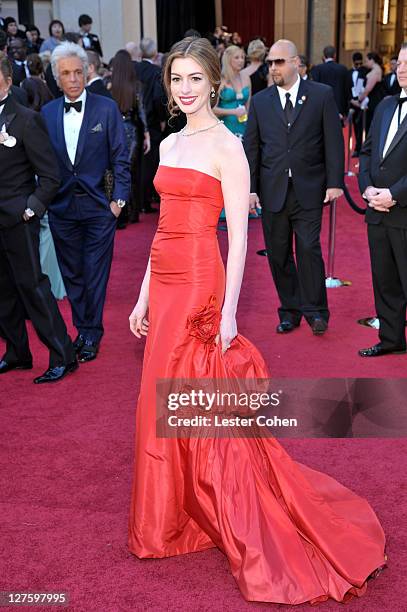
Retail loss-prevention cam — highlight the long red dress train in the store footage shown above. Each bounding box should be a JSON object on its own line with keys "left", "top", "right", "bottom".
{"left": 128, "top": 166, "right": 386, "bottom": 605}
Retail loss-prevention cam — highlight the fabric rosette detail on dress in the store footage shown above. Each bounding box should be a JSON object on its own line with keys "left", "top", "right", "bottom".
{"left": 186, "top": 295, "right": 221, "bottom": 345}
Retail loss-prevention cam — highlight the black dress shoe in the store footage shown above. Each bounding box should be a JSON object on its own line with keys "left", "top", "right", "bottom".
{"left": 358, "top": 343, "right": 406, "bottom": 357}
{"left": 276, "top": 321, "right": 299, "bottom": 334}
{"left": 256, "top": 249, "right": 268, "bottom": 257}
{"left": 73, "top": 334, "right": 85, "bottom": 353}
{"left": 78, "top": 340, "right": 99, "bottom": 363}
{"left": 0, "top": 359, "right": 33, "bottom": 374}
{"left": 33, "top": 360, "right": 78, "bottom": 384}
{"left": 310, "top": 317, "right": 328, "bottom": 335}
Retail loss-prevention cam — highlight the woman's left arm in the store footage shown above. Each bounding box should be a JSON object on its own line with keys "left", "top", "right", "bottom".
{"left": 218, "top": 136, "right": 250, "bottom": 352}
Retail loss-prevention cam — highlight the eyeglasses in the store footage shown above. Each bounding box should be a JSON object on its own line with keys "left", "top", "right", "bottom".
{"left": 266, "top": 56, "right": 297, "bottom": 67}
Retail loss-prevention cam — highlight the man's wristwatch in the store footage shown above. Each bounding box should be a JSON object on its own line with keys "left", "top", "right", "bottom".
{"left": 24, "top": 208, "right": 35, "bottom": 218}
{"left": 115, "top": 199, "right": 126, "bottom": 208}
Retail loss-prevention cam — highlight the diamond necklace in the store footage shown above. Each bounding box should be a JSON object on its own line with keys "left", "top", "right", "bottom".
{"left": 180, "top": 120, "right": 223, "bottom": 137}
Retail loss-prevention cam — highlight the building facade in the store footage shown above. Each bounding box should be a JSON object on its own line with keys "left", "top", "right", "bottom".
{"left": 1, "top": 0, "right": 406, "bottom": 66}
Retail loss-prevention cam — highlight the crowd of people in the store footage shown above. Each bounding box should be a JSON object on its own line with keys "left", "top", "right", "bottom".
{"left": 0, "top": 12, "right": 406, "bottom": 385}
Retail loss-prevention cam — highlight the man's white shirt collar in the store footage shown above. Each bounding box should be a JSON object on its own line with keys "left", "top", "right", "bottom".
{"left": 87, "top": 76, "right": 102, "bottom": 86}
{"left": 64, "top": 88, "right": 87, "bottom": 112}
{"left": 277, "top": 75, "right": 301, "bottom": 108}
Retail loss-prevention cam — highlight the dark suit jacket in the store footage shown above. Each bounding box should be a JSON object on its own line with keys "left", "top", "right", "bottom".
{"left": 11, "top": 60, "right": 27, "bottom": 87}
{"left": 244, "top": 79, "right": 344, "bottom": 212}
{"left": 133, "top": 60, "right": 166, "bottom": 138}
{"left": 311, "top": 60, "right": 349, "bottom": 116}
{"left": 86, "top": 79, "right": 112, "bottom": 98}
{"left": 41, "top": 91, "right": 130, "bottom": 216}
{"left": 82, "top": 32, "right": 103, "bottom": 57}
{"left": 383, "top": 72, "right": 401, "bottom": 96}
{"left": 10, "top": 85, "right": 28, "bottom": 106}
{"left": 0, "top": 95, "right": 60, "bottom": 228}
{"left": 359, "top": 94, "right": 407, "bottom": 228}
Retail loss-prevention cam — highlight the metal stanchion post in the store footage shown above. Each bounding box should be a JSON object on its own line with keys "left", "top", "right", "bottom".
{"left": 325, "top": 198, "right": 350, "bottom": 288}
{"left": 361, "top": 107, "right": 367, "bottom": 146}
{"left": 346, "top": 110, "right": 355, "bottom": 176}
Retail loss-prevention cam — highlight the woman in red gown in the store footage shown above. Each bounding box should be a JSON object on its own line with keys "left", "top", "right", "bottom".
{"left": 128, "top": 37, "right": 386, "bottom": 605}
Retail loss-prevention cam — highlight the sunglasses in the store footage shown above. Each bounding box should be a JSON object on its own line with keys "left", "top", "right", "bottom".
{"left": 266, "top": 56, "right": 297, "bottom": 67}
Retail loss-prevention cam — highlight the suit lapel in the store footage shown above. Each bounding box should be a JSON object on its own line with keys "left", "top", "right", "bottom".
{"left": 56, "top": 98, "right": 73, "bottom": 171}
{"left": 1, "top": 96, "right": 17, "bottom": 131}
{"left": 383, "top": 100, "right": 407, "bottom": 160}
{"left": 74, "top": 92, "right": 93, "bottom": 167}
{"left": 380, "top": 98, "right": 397, "bottom": 160}
{"left": 269, "top": 85, "right": 286, "bottom": 126}
{"left": 290, "top": 78, "right": 308, "bottom": 128}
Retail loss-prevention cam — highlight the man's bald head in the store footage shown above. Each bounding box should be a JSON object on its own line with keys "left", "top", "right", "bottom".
{"left": 270, "top": 39, "right": 298, "bottom": 57}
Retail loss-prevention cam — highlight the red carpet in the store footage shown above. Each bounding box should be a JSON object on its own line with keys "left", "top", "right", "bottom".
{"left": 0, "top": 176, "right": 406, "bottom": 611}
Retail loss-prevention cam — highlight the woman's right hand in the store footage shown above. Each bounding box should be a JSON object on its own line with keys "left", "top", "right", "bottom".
{"left": 235, "top": 105, "right": 247, "bottom": 118}
{"left": 129, "top": 300, "right": 149, "bottom": 338}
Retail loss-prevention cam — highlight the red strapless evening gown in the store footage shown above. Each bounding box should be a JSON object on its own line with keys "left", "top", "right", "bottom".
{"left": 128, "top": 166, "right": 386, "bottom": 605}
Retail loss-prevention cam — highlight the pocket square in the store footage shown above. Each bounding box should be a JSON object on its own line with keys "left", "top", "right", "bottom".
{"left": 90, "top": 123, "right": 103, "bottom": 133}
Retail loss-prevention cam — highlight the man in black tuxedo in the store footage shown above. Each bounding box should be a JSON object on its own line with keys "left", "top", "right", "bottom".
{"left": 8, "top": 38, "right": 29, "bottom": 86}
{"left": 383, "top": 56, "right": 401, "bottom": 96}
{"left": 85, "top": 51, "right": 111, "bottom": 98}
{"left": 347, "top": 52, "right": 368, "bottom": 156}
{"left": 244, "top": 39, "right": 344, "bottom": 336}
{"left": 358, "top": 44, "right": 407, "bottom": 357}
{"left": 78, "top": 14, "right": 103, "bottom": 57}
{"left": 311, "top": 45, "right": 349, "bottom": 119}
{"left": 0, "top": 54, "right": 77, "bottom": 383}
{"left": 134, "top": 38, "right": 166, "bottom": 212}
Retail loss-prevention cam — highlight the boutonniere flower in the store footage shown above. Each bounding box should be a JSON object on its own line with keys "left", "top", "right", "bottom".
{"left": 297, "top": 95, "right": 307, "bottom": 106}
{"left": 0, "top": 130, "right": 17, "bottom": 147}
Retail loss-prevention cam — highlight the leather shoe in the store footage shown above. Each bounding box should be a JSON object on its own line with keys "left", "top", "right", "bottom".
{"left": 358, "top": 343, "right": 406, "bottom": 357}
{"left": 78, "top": 340, "right": 99, "bottom": 363}
{"left": 310, "top": 317, "right": 328, "bottom": 335}
{"left": 0, "top": 359, "right": 33, "bottom": 374}
{"left": 276, "top": 321, "right": 299, "bottom": 334}
{"left": 73, "top": 334, "right": 85, "bottom": 353}
{"left": 33, "top": 360, "right": 78, "bottom": 384}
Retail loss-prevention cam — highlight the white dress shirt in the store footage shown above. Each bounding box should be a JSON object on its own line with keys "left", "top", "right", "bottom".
{"left": 390, "top": 73, "right": 396, "bottom": 88}
{"left": 277, "top": 75, "right": 301, "bottom": 111}
{"left": 63, "top": 89, "right": 87, "bottom": 165}
{"left": 277, "top": 75, "right": 301, "bottom": 177}
{"left": 382, "top": 90, "right": 407, "bottom": 158}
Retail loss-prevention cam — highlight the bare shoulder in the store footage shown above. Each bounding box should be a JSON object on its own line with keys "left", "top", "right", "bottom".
{"left": 216, "top": 126, "right": 245, "bottom": 159}
{"left": 159, "top": 132, "right": 177, "bottom": 158}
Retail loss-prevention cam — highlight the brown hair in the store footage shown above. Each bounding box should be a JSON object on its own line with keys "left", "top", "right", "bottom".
{"left": 110, "top": 49, "right": 141, "bottom": 114}
{"left": 0, "top": 52, "right": 13, "bottom": 81}
{"left": 27, "top": 53, "right": 44, "bottom": 76}
{"left": 162, "top": 36, "right": 221, "bottom": 119}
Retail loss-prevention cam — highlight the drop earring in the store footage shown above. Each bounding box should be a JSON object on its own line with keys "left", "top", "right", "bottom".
{"left": 210, "top": 88, "right": 216, "bottom": 99}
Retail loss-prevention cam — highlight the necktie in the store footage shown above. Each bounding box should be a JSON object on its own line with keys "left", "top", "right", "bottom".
{"left": 284, "top": 92, "right": 294, "bottom": 126}
{"left": 64, "top": 101, "right": 82, "bottom": 113}
{"left": 398, "top": 97, "right": 407, "bottom": 126}
{"left": 0, "top": 96, "right": 8, "bottom": 107}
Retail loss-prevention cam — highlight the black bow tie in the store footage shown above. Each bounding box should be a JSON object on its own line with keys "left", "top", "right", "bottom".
{"left": 0, "top": 97, "right": 8, "bottom": 107}
{"left": 64, "top": 101, "right": 82, "bottom": 113}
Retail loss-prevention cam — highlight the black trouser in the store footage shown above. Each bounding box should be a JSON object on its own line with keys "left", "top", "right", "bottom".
{"left": 0, "top": 218, "right": 74, "bottom": 366}
{"left": 353, "top": 107, "right": 364, "bottom": 153}
{"left": 261, "top": 182, "right": 329, "bottom": 325}
{"left": 368, "top": 223, "right": 407, "bottom": 349}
